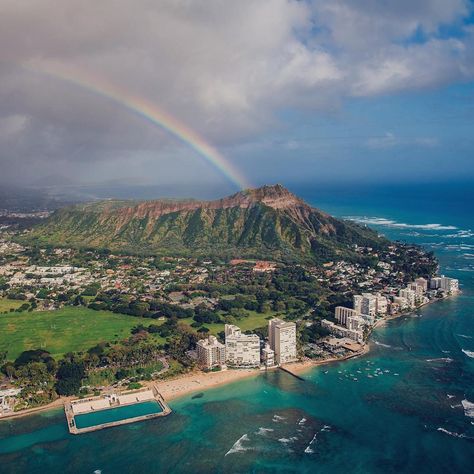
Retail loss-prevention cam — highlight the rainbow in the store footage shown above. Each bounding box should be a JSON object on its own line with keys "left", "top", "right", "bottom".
{"left": 24, "top": 60, "right": 251, "bottom": 190}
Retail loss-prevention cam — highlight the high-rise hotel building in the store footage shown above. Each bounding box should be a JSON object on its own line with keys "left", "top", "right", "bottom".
{"left": 268, "top": 318, "right": 297, "bottom": 365}
{"left": 224, "top": 324, "right": 261, "bottom": 368}
{"left": 196, "top": 335, "right": 226, "bottom": 369}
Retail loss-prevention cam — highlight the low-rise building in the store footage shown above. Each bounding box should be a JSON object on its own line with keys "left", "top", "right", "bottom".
{"left": 262, "top": 343, "right": 275, "bottom": 367}
{"left": 321, "top": 319, "right": 364, "bottom": 343}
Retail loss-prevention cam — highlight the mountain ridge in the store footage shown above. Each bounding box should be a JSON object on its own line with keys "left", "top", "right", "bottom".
{"left": 23, "top": 184, "right": 387, "bottom": 262}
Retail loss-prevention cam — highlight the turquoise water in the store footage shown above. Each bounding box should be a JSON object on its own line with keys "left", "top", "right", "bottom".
{"left": 74, "top": 401, "right": 162, "bottom": 430}
{"left": 0, "top": 182, "right": 473, "bottom": 473}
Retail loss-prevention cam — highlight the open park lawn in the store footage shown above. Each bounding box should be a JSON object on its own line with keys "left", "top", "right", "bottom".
{"left": 0, "top": 298, "right": 24, "bottom": 313}
{"left": 0, "top": 307, "right": 144, "bottom": 361}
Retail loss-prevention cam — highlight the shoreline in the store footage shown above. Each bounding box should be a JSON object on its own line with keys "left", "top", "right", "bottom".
{"left": 0, "top": 293, "right": 457, "bottom": 421}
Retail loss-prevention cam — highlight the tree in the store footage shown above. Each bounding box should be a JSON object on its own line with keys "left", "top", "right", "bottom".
{"left": 55, "top": 359, "right": 86, "bottom": 396}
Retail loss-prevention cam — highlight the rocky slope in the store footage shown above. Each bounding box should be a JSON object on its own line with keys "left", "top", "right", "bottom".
{"left": 24, "top": 184, "right": 387, "bottom": 262}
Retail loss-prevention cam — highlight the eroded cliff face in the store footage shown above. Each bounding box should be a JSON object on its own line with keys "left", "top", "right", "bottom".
{"left": 96, "top": 184, "right": 316, "bottom": 233}
{"left": 100, "top": 184, "right": 307, "bottom": 218}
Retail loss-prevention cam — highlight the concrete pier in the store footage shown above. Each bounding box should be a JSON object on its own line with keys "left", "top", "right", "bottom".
{"left": 65, "top": 385, "right": 171, "bottom": 435}
{"left": 279, "top": 366, "right": 305, "bottom": 381}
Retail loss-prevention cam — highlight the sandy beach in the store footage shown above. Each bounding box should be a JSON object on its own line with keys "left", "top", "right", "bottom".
{"left": 151, "top": 368, "right": 260, "bottom": 402}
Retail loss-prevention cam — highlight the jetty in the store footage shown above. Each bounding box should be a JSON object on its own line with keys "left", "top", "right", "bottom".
{"left": 64, "top": 385, "right": 171, "bottom": 435}
{"left": 279, "top": 366, "right": 305, "bottom": 381}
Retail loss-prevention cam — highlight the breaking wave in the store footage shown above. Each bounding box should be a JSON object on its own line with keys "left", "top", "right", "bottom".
{"left": 462, "top": 350, "right": 474, "bottom": 359}
{"left": 426, "top": 358, "right": 453, "bottom": 363}
{"left": 225, "top": 434, "right": 251, "bottom": 456}
{"left": 278, "top": 437, "right": 297, "bottom": 444}
{"left": 304, "top": 433, "right": 318, "bottom": 454}
{"left": 304, "top": 426, "right": 331, "bottom": 454}
{"left": 457, "top": 334, "right": 473, "bottom": 339}
{"left": 344, "top": 216, "right": 458, "bottom": 231}
{"left": 437, "top": 428, "right": 472, "bottom": 440}
{"left": 272, "top": 415, "right": 286, "bottom": 422}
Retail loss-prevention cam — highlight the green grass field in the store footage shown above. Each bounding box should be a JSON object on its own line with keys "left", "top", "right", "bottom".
{"left": 180, "top": 309, "right": 279, "bottom": 335}
{"left": 0, "top": 307, "right": 150, "bottom": 361}
{"left": 0, "top": 298, "right": 24, "bottom": 313}
{"left": 0, "top": 304, "right": 280, "bottom": 362}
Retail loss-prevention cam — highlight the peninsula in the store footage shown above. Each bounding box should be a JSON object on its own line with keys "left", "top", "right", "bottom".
{"left": 0, "top": 185, "right": 458, "bottom": 425}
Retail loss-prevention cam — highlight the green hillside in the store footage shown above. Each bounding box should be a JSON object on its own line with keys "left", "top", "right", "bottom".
{"left": 23, "top": 185, "right": 386, "bottom": 262}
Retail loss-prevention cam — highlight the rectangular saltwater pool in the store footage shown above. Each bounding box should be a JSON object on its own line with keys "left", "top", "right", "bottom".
{"left": 74, "top": 400, "right": 163, "bottom": 430}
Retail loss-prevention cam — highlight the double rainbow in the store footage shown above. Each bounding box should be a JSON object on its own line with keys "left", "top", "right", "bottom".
{"left": 25, "top": 61, "right": 250, "bottom": 190}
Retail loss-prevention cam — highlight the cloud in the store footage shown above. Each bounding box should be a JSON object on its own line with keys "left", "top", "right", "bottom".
{"left": 366, "top": 132, "right": 439, "bottom": 149}
{"left": 0, "top": 0, "right": 472, "bottom": 186}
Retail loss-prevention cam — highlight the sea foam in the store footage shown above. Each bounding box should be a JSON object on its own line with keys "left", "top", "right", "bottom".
{"left": 437, "top": 428, "right": 471, "bottom": 439}
{"left": 255, "top": 427, "right": 274, "bottom": 436}
{"left": 374, "top": 341, "right": 392, "bottom": 348}
{"left": 462, "top": 400, "right": 474, "bottom": 419}
{"left": 344, "top": 216, "right": 458, "bottom": 231}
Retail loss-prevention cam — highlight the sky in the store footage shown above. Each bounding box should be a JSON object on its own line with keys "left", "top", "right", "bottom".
{"left": 0, "top": 0, "right": 473, "bottom": 195}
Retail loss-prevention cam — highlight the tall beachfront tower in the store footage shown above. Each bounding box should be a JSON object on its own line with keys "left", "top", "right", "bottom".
{"left": 268, "top": 318, "right": 297, "bottom": 365}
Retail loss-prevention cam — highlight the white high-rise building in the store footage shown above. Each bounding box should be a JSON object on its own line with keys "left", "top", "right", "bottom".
{"left": 430, "top": 277, "right": 443, "bottom": 289}
{"left": 375, "top": 294, "right": 388, "bottom": 315}
{"left": 224, "top": 324, "right": 261, "bottom": 368}
{"left": 335, "top": 306, "right": 358, "bottom": 326}
{"left": 399, "top": 288, "right": 416, "bottom": 307}
{"left": 440, "top": 276, "right": 459, "bottom": 293}
{"left": 393, "top": 296, "right": 409, "bottom": 310}
{"left": 268, "top": 318, "right": 297, "bottom": 365}
{"left": 346, "top": 315, "right": 365, "bottom": 332}
{"left": 415, "top": 277, "right": 428, "bottom": 292}
{"left": 196, "top": 335, "right": 225, "bottom": 369}
{"left": 353, "top": 293, "right": 377, "bottom": 316}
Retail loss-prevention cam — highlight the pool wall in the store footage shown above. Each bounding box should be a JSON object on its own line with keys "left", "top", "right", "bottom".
{"left": 64, "top": 386, "right": 171, "bottom": 435}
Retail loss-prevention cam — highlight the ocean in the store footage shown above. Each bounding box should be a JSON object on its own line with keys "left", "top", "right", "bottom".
{"left": 1, "top": 181, "right": 473, "bottom": 473}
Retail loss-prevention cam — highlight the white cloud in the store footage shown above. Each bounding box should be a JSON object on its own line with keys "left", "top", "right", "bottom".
{"left": 0, "top": 0, "right": 472, "bottom": 184}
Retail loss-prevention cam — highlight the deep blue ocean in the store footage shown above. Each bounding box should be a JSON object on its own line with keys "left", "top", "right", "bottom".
{"left": 0, "top": 182, "right": 473, "bottom": 473}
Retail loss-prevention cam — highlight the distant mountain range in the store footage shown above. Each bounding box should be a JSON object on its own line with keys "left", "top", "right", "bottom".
{"left": 23, "top": 184, "right": 387, "bottom": 262}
